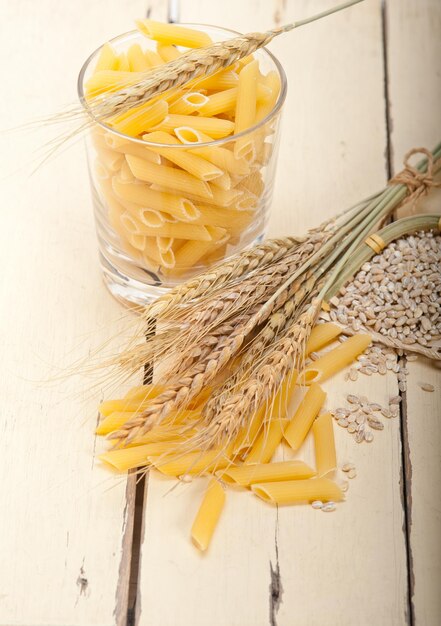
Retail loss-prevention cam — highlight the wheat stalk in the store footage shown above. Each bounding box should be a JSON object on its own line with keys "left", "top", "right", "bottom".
{"left": 82, "top": 1, "right": 363, "bottom": 123}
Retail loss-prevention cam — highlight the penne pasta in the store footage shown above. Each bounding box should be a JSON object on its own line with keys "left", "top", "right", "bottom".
{"left": 110, "top": 100, "right": 168, "bottom": 136}
{"left": 94, "top": 42, "right": 119, "bottom": 72}
{"left": 125, "top": 155, "right": 213, "bottom": 199}
{"left": 127, "top": 43, "right": 151, "bottom": 71}
{"left": 169, "top": 92, "right": 209, "bottom": 115}
{"left": 144, "top": 238, "right": 176, "bottom": 268}
{"left": 85, "top": 70, "right": 142, "bottom": 97}
{"left": 149, "top": 449, "right": 231, "bottom": 476}
{"left": 156, "top": 236, "right": 173, "bottom": 253}
{"left": 141, "top": 131, "right": 224, "bottom": 181}
{"left": 244, "top": 418, "right": 288, "bottom": 465}
{"left": 98, "top": 397, "right": 155, "bottom": 417}
{"left": 120, "top": 158, "right": 136, "bottom": 182}
{"left": 103, "top": 136, "right": 161, "bottom": 164}
{"left": 220, "top": 460, "right": 317, "bottom": 487}
{"left": 144, "top": 49, "right": 164, "bottom": 67}
{"left": 313, "top": 412, "right": 337, "bottom": 477}
{"left": 305, "top": 322, "right": 342, "bottom": 355}
{"left": 125, "top": 219, "right": 213, "bottom": 242}
{"left": 252, "top": 478, "right": 344, "bottom": 505}
{"left": 234, "top": 59, "right": 259, "bottom": 158}
{"left": 96, "top": 411, "right": 135, "bottom": 436}
{"left": 255, "top": 70, "right": 281, "bottom": 122}
{"left": 302, "top": 334, "right": 372, "bottom": 384}
{"left": 100, "top": 442, "right": 177, "bottom": 472}
{"left": 136, "top": 19, "right": 213, "bottom": 48}
{"left": 116, "top": 52, "right": 130, "bottom": 71}
{"left": 112, "top": 177, "right": 202, "bottom": 221}
{"left": 191, "top": 205, "right": 254, "bottom": 234}
{"left": 172, "top": 228, "right": 228, "bottom": 271}
{"left": 156, "top": 42, "right": 182, "bottom": 62}
{"left": 189, "top": 70, "right": 239, "bottom": 91}
{"left": 283, "top": 383, "right": 327, "bottom": 452}
{"left": 175, "top": 128, "right": 250, "bottom": 175}
{"left": 149, "top": 114, "right": 235, "bottom": 139}
{"left": 191, "top": 479, "right": 225, "bottom": 551}
{"left": 198, "top": 84, "right": 271, "bottom": 118}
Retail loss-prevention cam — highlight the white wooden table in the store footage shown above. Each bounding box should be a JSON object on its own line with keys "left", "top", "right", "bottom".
{"left": 1, "top": 1, "right": 440, "bottom": 625}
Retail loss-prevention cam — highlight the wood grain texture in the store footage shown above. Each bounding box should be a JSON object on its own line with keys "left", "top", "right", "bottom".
{"left": 0, "top": 1, "right": 147, "bottom": 625}
{"left": 386, "top": 2, "right": 441, "bottom": 624}
{"left": 136, "top": 2, "right": 409, "bottom": 625}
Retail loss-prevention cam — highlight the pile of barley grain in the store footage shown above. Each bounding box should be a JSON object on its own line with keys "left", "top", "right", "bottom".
{"left": 327, "top": 231, "right": 441, "bottom": 353}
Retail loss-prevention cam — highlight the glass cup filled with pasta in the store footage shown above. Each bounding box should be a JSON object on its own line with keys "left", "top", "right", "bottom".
{"left": 78, "top": 21, "right": 287, "bottom": 304}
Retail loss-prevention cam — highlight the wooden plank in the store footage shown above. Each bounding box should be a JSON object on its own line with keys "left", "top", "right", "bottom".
{"left": 136, "top": 2, "right": 409, "bottom": 625}
{"left": 386, "top": 1, "right": 441, "bottom": 624}
{"left": 0, "top": 1, "right": 152, "bottom": 625}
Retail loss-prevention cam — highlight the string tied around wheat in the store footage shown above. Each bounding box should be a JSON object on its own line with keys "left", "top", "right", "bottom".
{"left": 389, "top": 147, "right": 441, "bottom": 208}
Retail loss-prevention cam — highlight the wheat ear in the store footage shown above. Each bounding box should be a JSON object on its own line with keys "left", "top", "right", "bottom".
{"left": 202, "top": 300, "right": 320, "bottom": 444}
{"left": 84, "top": 1, "right": 363, "bottom": 122}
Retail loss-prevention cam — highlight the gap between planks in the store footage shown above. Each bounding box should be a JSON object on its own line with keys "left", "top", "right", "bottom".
{"left": 381, "top": 2, "right": 414, "bottom": 623}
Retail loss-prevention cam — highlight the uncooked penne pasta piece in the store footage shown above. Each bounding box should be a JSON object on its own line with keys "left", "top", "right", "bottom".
{"left": 255, "top": 70, "right": 281, "bottom": 122}
{"left": 95, "top": 148, "right": 124, "bottom": 173}
{"left": 305, "top": 322, "right": 342, "bottom": 356}
{"left": 120, "top": 212, "right": 142, "bottom": 235}
{"left": 156, "top": 42, "right": 182, "bottom": 62}
{"left": 189, "top": 70, "right": 239, "bottom": 91}
{"left": 116, "top": 52, "right": 130, "bottom": 71}
{"left": 313, "top": 412, "right": 337, "bottom": 477}
{"left": 136, "top": 19, "right": 213, "bottom": 48}
{"left": 110, "top": 100, "right": 168, "bottom": 136}
{"left": 283, "top": 383, "right": 327, "bottom": 452}
{"left": 252, "top": 478, "right": 344, "bottom": 505}
{"left": 149, "top": 114, "right": 235, "bottom": 139}
{"left": 123, "top": 201, "right": 166, "bottom": 227}
{"left": 169, "top": 92, "right": 209, "bottom": 115}
{"left": 234, "top": 369, "right": 299, "bottom": 454}
{"left": 125, "top": 155, "right": 213, "bottom": 199}
{"left": 149, "top": 449, "right": 231, "bottom": 476}
{"left": 112, "top": 177, "right": 201, "bottom": 221}
{"left": 144, "top": 49, "right": 164, "bottom": 67}
{"left": 120, "top": 159, "right": 136, "bottom": 182}
{"left": 94, "top": 159, "right": 111, "bottom": 181}
{"left": 232, "top": 404, "right": 267, "bottom": 454}
{"left": 238, "top": 170, "right": 265, "bottom": 197}
{"left": 144, "top": 238, "right": 176, "bottom": 268}
{"left": 96, "top": 411, "right": 135, "bottom": 436}
{"left": 220, "top": 460, "right": 316, "bottom": 487}
{"left": 127, "top": 43, "right": 151, "bottom": 71}
{"left": 128, "top": 426, "right": 198, "bottom": 448}
{"left": 85, "top": 70, "right": 142, "bottom": 97}
{"left": 141, "top": 131, "right": 224, "bottom": 181}
{"left": 191, "top": 479, "right": 225, "bottom": 551}
{"left": 191, "top": 205, "right": 253, "bottom": 234}
{"left": 94, "top": 42, "right": 119, "bottom": 72}
{"left": 125, "top": 219, "right": 213, "bottom": 242}
{"left": 128, "top": 232, "right": 147, "bottom": 251}
{"left": 156, "top": 236, "right": 173, "bottom": 253}
{"left": 104, "top": 136, "right": 161, "bottom": 164}
{"left": 244, "top": 418, "right": 288, "bottom": 465}
{"left": 98, "top": 398, "right": 156, "bottom": 416}
{"left": 234, "top": 59, "right": 259, "bottom": 158}
{"left": 210, "top": 171, "right": 231, "bottom": 190}
{"left": 100, "top": 442, "right": 175, "bottom": 472}
{"left": 174, "top": 127, "right": 250, "bottom": 173}
{"left": 198, "top": 84, "right": 270, "bottom": 117}
{"left": 302, "top": 334, "right": 372, "bottom": 384}
{"left": 172, "top": 230, "right": 228, "bottom": 271}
